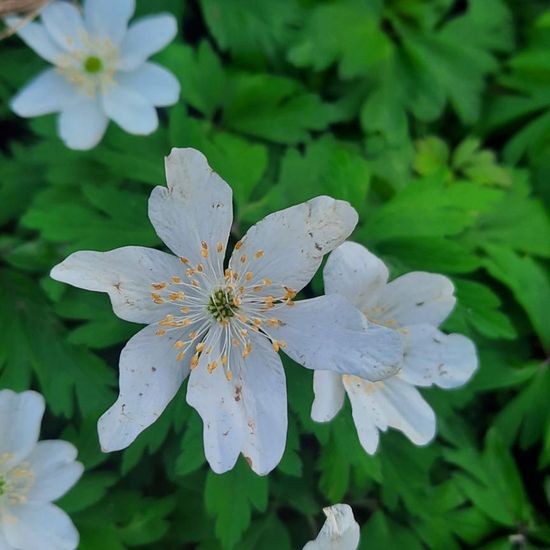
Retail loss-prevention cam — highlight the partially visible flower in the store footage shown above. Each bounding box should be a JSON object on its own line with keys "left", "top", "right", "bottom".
{"left": 303, "top": 504, "right": 360, "bottom": 550}
{"left": 51, "top": 148, "right": 403, "bottom": 476}
{"left": 312, "top": 242, "right": 478, "bottom": 453}
{"left": 6, "top": 0, "right": 180, "bottom": 149}
{"left": 0, "top": 389, "right": 83, "bottom": 550}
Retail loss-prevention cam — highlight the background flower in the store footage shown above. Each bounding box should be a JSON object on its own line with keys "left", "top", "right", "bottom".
{"left": 0, "top": 390, "right": 83, "bottom": 550}
{"left": 303, "top": 504, "right": 360, "bottom": 550}
{"left": 312, "top": 242, "right": 478, "bottom": 453}
{"left": 6, "top": 0, "right": 179, "bottom": 149}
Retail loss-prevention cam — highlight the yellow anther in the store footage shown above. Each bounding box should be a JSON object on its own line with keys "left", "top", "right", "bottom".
{"left": 176, "top": 351, "right": 186, "bottom": 361}
{"left": 239, "top": 314, "right": 248, "bottom": 323}
{"left": 201, "top": 241, "right": 209, "bottom": 258}
{"left": 189, "top": 331, "right": 198, "bottom": 339}
{"left": 245, "top": 272, "right": 253, "bottom": 281}
{"left": 178, "top": 319, "right": 193, "bottom": 327}
{"left": 225, "top": 268, "right": 232, "bottom": 280}
{"left": 232, "top": 338, "right": 240, "bottom": 347}
{"left": 255, "top": 250, "right": 264, "bottom": 259}
{"left": 235, "top": 240, "right": 243, "bottom": 250}
{"left": 180, "top": 306, "right": 190, "bottom": 314}
{"left": 221, "top": 355, "right": 228, "bottom": 366}
{"left": 267, "top": 318, "right": 282, "bottom": 327}
{"left": 286, "top": 300, "right": 295, "bottom": 307}
{"left": 240, "top": 328, "right": 248, "bottom": 336}
{"left": 284, "top": 287, "right": 297, "bottom": 300}
{"left": 242, "top": 343, "right": 252, "bottom": 358}
{"left": 191, "top": 354, "right": 199, "bottom": 369}
{"left": 264, "top": 296, "right": 275, "bottom": 308}
{"left": 174, "top": 340, "right": 185, "bottom": 349}
{"left": 206, "top": 346, "right": 213, "bottom": 355}
{"left": 240, "top": 254, "right": 247, "bottom": 263}
{"left": 196, "top": 342, "right": 205, "bottom": 353}
{"left": 168, "top": 292, "right": 185, "bottom": 301}
{"left": 253, "top": 318, "right": 262, "bottom": 327}
{"left": 233, "top": 271, "right": 238, "bottom": 280}
{"left": 191, "top": 280, "right": 200, "bottom": 288}
{"left": 197, "top": 263, "right": 204, "bottom": 272}
{"left": 272, "top": 340, "right": 286, "bottom": 353}
{"left": 225, "top": 370, "right": 233, "bottom": 381}
{"left": 151, "top": 293, "right": 162, "bottom": 300}
{"left": 180, "top": 257, "right": 189, "bottom": 264}
{"left": 155, "top": 329, "right": 166, "bottom": 336}
{"left": 217, "top": 242, "right": 224, "bottom": 253}
{"left": 152, "top": 282, "right": 167, "bottom": 290}
{"left": 186, "top": 268, "right": 195, "bottom": 277}
{"left": 207, "top": 361, "right": 218, "bottom": 373}
{"left": 170, "top": 276, "right": 182, "bottom": 284}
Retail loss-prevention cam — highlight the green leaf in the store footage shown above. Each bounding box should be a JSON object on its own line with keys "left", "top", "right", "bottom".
{"left": 205, "top": 459, "right": 269, "bottom": 549}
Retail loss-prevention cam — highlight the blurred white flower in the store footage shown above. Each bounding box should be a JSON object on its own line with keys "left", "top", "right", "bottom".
{"left": 7, "top": 0, "right": 180, "bottom": 149}
{"left": 51, "top": 148, "right": 402, "bottom": 475}
{"left": 0, "top": 389, "right": 83, "bottom": 550}
{"left": 303, "top": 504, "right": 360, "bottom": 550}
{"left": 312, "top": 242, "right": 478, "bottom": 453}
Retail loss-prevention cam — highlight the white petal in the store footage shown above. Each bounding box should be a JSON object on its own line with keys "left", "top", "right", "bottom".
{"left": 119, "top": 14, "right": 177, "bottom": 71}
{"left": 229, "top": 196, "right": 358, "bottom": 295}
{"left": 375, "top": 272, "right": 456, "bottom": 327}
{"left": 0, "top": 531, "right": 14, "bottom": 550}
{"left": 101, "top": 83, "right": 158, "bottom": 134}
{"left": 269, "top": 295, "right": 403, "bottom": 380}
{"left": 239, "top": 333, "right": 287, "bottom": 476}
{"left": 3, "top": 503, "right": 79, "bottom": 550}
{"left": 399, "top": 325, "right": 478, "bottom": 389}
{"left": 116, "top": 62, "right": 180, "bottom": 106}
{"left": 84, "top": 0, "right": 135, "bottom": 44}
{"left": 323, "top": 241, "right": 389, "bottom": 311}
{"left": 186, "top": 327, "right": 245, "bottom": 474}
{"left": 303, "top": 504, "right": 360, "bottom": 550}
{"left": 149, "top": 148, "right": 233, "bottom": 266}
{"left": 0, "top": 390, "right": 44, "bottom": 473}
{"left": 98, "top": 323, "right": 193, "bottom": 452}
{"left": 11, "top": 69, "right": 76, "bottom": 117}
{"left": 41, "top": 2, "right": 86, "bottom": 51}
{"left": 50, "top": 246, "right": 183, "bottom": 324}
{"left": 5, "top": 16, "right": 63, "bottom": 63}
{"left": 58, "top": 95, "right": 108, "bottom": 150}
{"left": 311, "top": 370, "right": 345, "bottom": 422}
{"left": 343, "top": 376, "right": 436, "bottom": 454}
{"left": 25, "top": 441, "right": 83, "bottom": 503}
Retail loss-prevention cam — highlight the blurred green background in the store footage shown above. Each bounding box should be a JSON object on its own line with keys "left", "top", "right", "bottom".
{"left": 1, "top": 0, "right": 549, "bottom": 548}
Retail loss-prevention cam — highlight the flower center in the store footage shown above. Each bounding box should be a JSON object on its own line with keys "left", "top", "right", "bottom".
{"left": 207, "top": 288, "right": 238, "bottom": 322}
{"left": 84, "top": 55, "right": 103, "bottom": 73}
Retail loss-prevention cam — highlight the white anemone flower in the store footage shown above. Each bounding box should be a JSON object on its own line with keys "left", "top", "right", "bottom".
{"left": 0, "top": 390, "right": 83, "bottom": 550}
{"left": 7, "top": 0, "right": 180, "bottom": 150}
{"left": 312, "top": 242, "right": 478, "bottom": 454}
{"left": 50, "top": 148, "right": 403, "bottom": 475}
{"left": 303, "top": 504, "right": 360, "bottom": 550}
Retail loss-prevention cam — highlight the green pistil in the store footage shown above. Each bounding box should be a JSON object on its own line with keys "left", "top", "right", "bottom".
{"left": 84, "top": 56, "right": 103, "bottom": 74}
{"left": 207, "top": 289, "right": 237, "bottom": 321}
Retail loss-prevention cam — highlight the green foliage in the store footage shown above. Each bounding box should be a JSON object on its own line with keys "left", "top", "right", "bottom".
{"left": 1, "top": 1, "right": 549, "bottom": 549}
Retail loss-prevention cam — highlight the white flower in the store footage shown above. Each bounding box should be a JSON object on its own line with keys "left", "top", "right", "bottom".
{"left": 7, "top": 0, "right": 180, "bottom": 150}
{"left": 0, "top": 390, "right": 83, "bottom": 550}
{"left": 303, "top": 504, "right": 360, "bottom": 550}
{"left": 312, "top": 242, "right": 478, "bottom": 454}
{"left": 50, "top": 148, "right": 402, "bottom": 475}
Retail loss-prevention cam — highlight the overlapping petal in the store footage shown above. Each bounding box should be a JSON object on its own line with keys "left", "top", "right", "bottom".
{"left": 269, "top": 295, "right": 402, "bottom": 380}
{"left": 399, "top": 324, "right": 478, "bottom": 388}
{"left": 374, "top": 272, "right": 456, "bottom": 327}
{"left": 323, "top": 241, "right": 388, "bottom": 310}
{"left": 229, "top": 196, "right": 358, "bottom": 295}
{"left": 98, "top": 323, "right": 195, "bottom": 452}
{"left": 50, "top": 246, "right": 184, "bottom": 324}
{"left": 41, "top": 2, "right": 86, "bottom": 51}
{"left": 311, "top": 370, "right": 346, "bottom": 422}
{"left": 303, "top": 504, "right": 360, "bottom": 550}
{"left": 0, "top": 390, "right": 44, "bottom": 473}
{"left": 343, "top": 376, "right": 436, "bottom": 454}
{"left": 149, "top": 148, "right": 233, "bottom": 266}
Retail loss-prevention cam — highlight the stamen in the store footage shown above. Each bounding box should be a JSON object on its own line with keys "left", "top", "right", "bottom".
{"left": 217, "top": 242, "right": 224, "bottom": 253}
{"left": 201, "top": 241, "right": 209, "bottom": 258}
{"left": 255, "top": 250, "right": 264, "bottom": 259}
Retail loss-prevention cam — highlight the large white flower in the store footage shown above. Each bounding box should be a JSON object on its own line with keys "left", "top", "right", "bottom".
{"left": 7, "top": 0, "right": 180, "bottom": 150}
{"left": 303, "top": 504, "right": 360, "bottom": 550}
{"left": 0, "top": 390, "right": 83, "bottom": 550}
{"left": 50, "top": 148, "right": 402, "bottom": 475}
{"left": 312, "top": 242, "right": 478, "bottom": 454}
